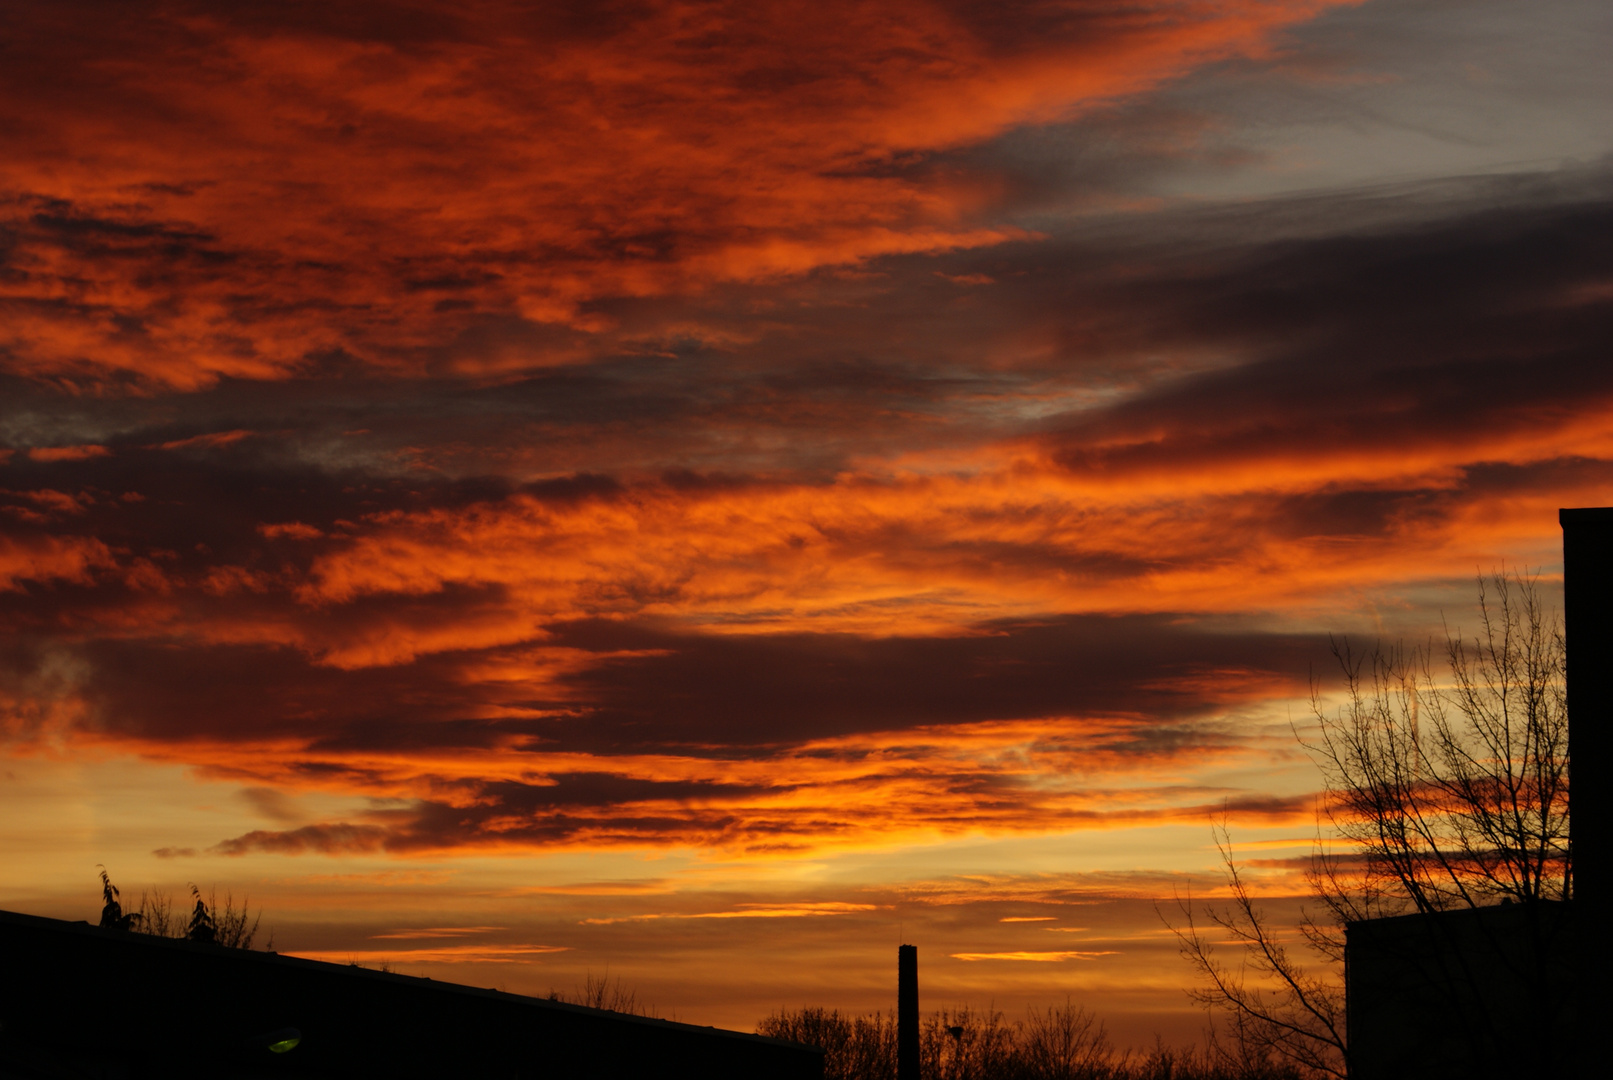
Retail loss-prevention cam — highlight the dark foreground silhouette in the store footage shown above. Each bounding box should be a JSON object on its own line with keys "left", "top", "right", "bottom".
{"left": 0, "top": 908, "right": 821, "bottom": 1079}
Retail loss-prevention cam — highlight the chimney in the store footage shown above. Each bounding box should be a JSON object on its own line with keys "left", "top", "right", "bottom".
{"left": 1559, "top": 508, "right": 1608, "bottom": 910}
{"left": 898, "top": 944, "right": 919, "bottom": 1080}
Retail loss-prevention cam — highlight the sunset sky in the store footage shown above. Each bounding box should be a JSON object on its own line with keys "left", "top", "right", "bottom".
{"left": 2, "top": 0, "right": 1610, "bottom": 1045}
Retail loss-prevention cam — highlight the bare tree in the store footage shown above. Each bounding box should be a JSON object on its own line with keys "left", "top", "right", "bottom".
{"left": 923, "top": 1005, "right": 1021, "bottom": 1080}
{"left": 1307, "top": 573, "right": 1569, "bottom": 913}
{"left": 1018, "top": 1001, "right": 1113, "bottom": 1080}
{"left": 758, "top": 1008, "right": 897, "bottom": 1080}
{"left": 1169, "top": 828, "right": 1348, "bottom": 1079}
{"left": 759, "top": 1002, "right": 1304, "bottom": 1079}
{"left": 1167, "top": 571, "right": 1569, "bottom": 1078}
{"left": 203, "top": 888, "right": 263, "bottom": 949}
{"left": 547, "top": 972, "right": 658, "bottom": 1017}
{"left": 134, "top": 889, "right": 183, "bottom": 938}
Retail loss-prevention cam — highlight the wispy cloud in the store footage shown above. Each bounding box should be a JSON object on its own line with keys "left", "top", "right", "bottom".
{"left": 581, "top": 903, "right": 879, "bottom": 925}
{"left": 289, "top": 944, "right": 568, "bottom": 964}
{"left": 370, "top": 926, "right": 508, "bottom": 940}
{"left": 950, "top": 951, "right": 1121, "bottom": 962}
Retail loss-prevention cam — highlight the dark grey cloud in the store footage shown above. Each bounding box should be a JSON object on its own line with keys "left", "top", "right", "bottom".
{"left": 1038, "top": 188, "right": 1613, "bottom": 476}
{"left": 2, "top": 612, "right": 1319, "bottom": 758}
{"left": 540, "top": 616, "right": 1320, "bottom": 749}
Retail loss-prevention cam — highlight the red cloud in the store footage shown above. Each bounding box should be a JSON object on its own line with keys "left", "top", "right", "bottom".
{"left": 25, "top": 446, "right": 110, "bottom": 463}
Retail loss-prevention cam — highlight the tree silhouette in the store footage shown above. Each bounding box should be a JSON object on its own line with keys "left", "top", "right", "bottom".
{"left": 92, "top": 871, "right": 265, "bottom": 949}
{"left": 96, "top": 867, "right": 141, "bottom": 932}
{"left": 1308, "top": 572, "right": 1569, "bottom": 916}
{"left": 1168, "top": 571, "right": 1570, "bottom": 1077}
{"left": 1168, "top": 827, "right": 1348, "bottom": 1078}
{"left": 186, "top": 883, "right": 217, "bottom": 945}
{"left": 758, "top": 1003, "right": 1304, "bottom": 1079}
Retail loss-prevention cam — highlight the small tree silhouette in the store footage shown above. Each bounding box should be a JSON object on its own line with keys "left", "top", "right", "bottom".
{"left": 185, "top": 883, "right": 217, "bottom": 944}
{"left": 96, "top": 867, "right": 141, "bottom": 932}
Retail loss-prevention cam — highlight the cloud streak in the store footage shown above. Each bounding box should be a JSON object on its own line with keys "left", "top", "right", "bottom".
{"left": 950, "top": 951, "right": 1120, "bottom": 961}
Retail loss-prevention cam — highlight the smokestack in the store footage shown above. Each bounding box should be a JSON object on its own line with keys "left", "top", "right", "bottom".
{"left": 1559, "top": 508, "right": 1608, "bottom": 910}
{"left": 898, "top": 944, "right": 919, "bottom": 1080}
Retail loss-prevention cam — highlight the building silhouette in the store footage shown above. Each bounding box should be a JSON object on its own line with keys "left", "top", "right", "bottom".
{"left": 0, "top": 908, "right": 823, "bottom": 1078}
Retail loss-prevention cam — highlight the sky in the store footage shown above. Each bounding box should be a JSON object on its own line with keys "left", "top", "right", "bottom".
{"left": 2, "top": 0, "right": 1610, "bottom": 1046}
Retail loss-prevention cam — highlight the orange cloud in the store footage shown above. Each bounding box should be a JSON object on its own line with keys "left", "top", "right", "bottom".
{"left": 581, "top": 902, "right": 879, "bottom": 924}
{"left": 0, "top": 534, "right": 117, "bottom": 590}
{"left": 370, "top": 926, "right": 508, "bottom": 939}
{"left": 950, "top": 950, "right": 1120, "bottom": 961}
{"left": 275, "top": 432, "right": 1595, "bottom": 668}
{"left": 289, "top": 943, "right": 569, "bottom": 964}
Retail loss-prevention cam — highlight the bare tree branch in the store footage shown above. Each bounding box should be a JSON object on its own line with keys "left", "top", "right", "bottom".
{"left": 1167, "top": 571, "right": 1570, "bottom": 1079}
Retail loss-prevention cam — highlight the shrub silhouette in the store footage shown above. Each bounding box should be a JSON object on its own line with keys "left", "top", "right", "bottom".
{"left": 759, "top": 1003, "right": 1302, "bottom": 1080}
{"left": 759, "top": 1007, "right": 895, "bottom": 1080}
{"left": 547, "top": 972, "right": 658, "bottom": 1018}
